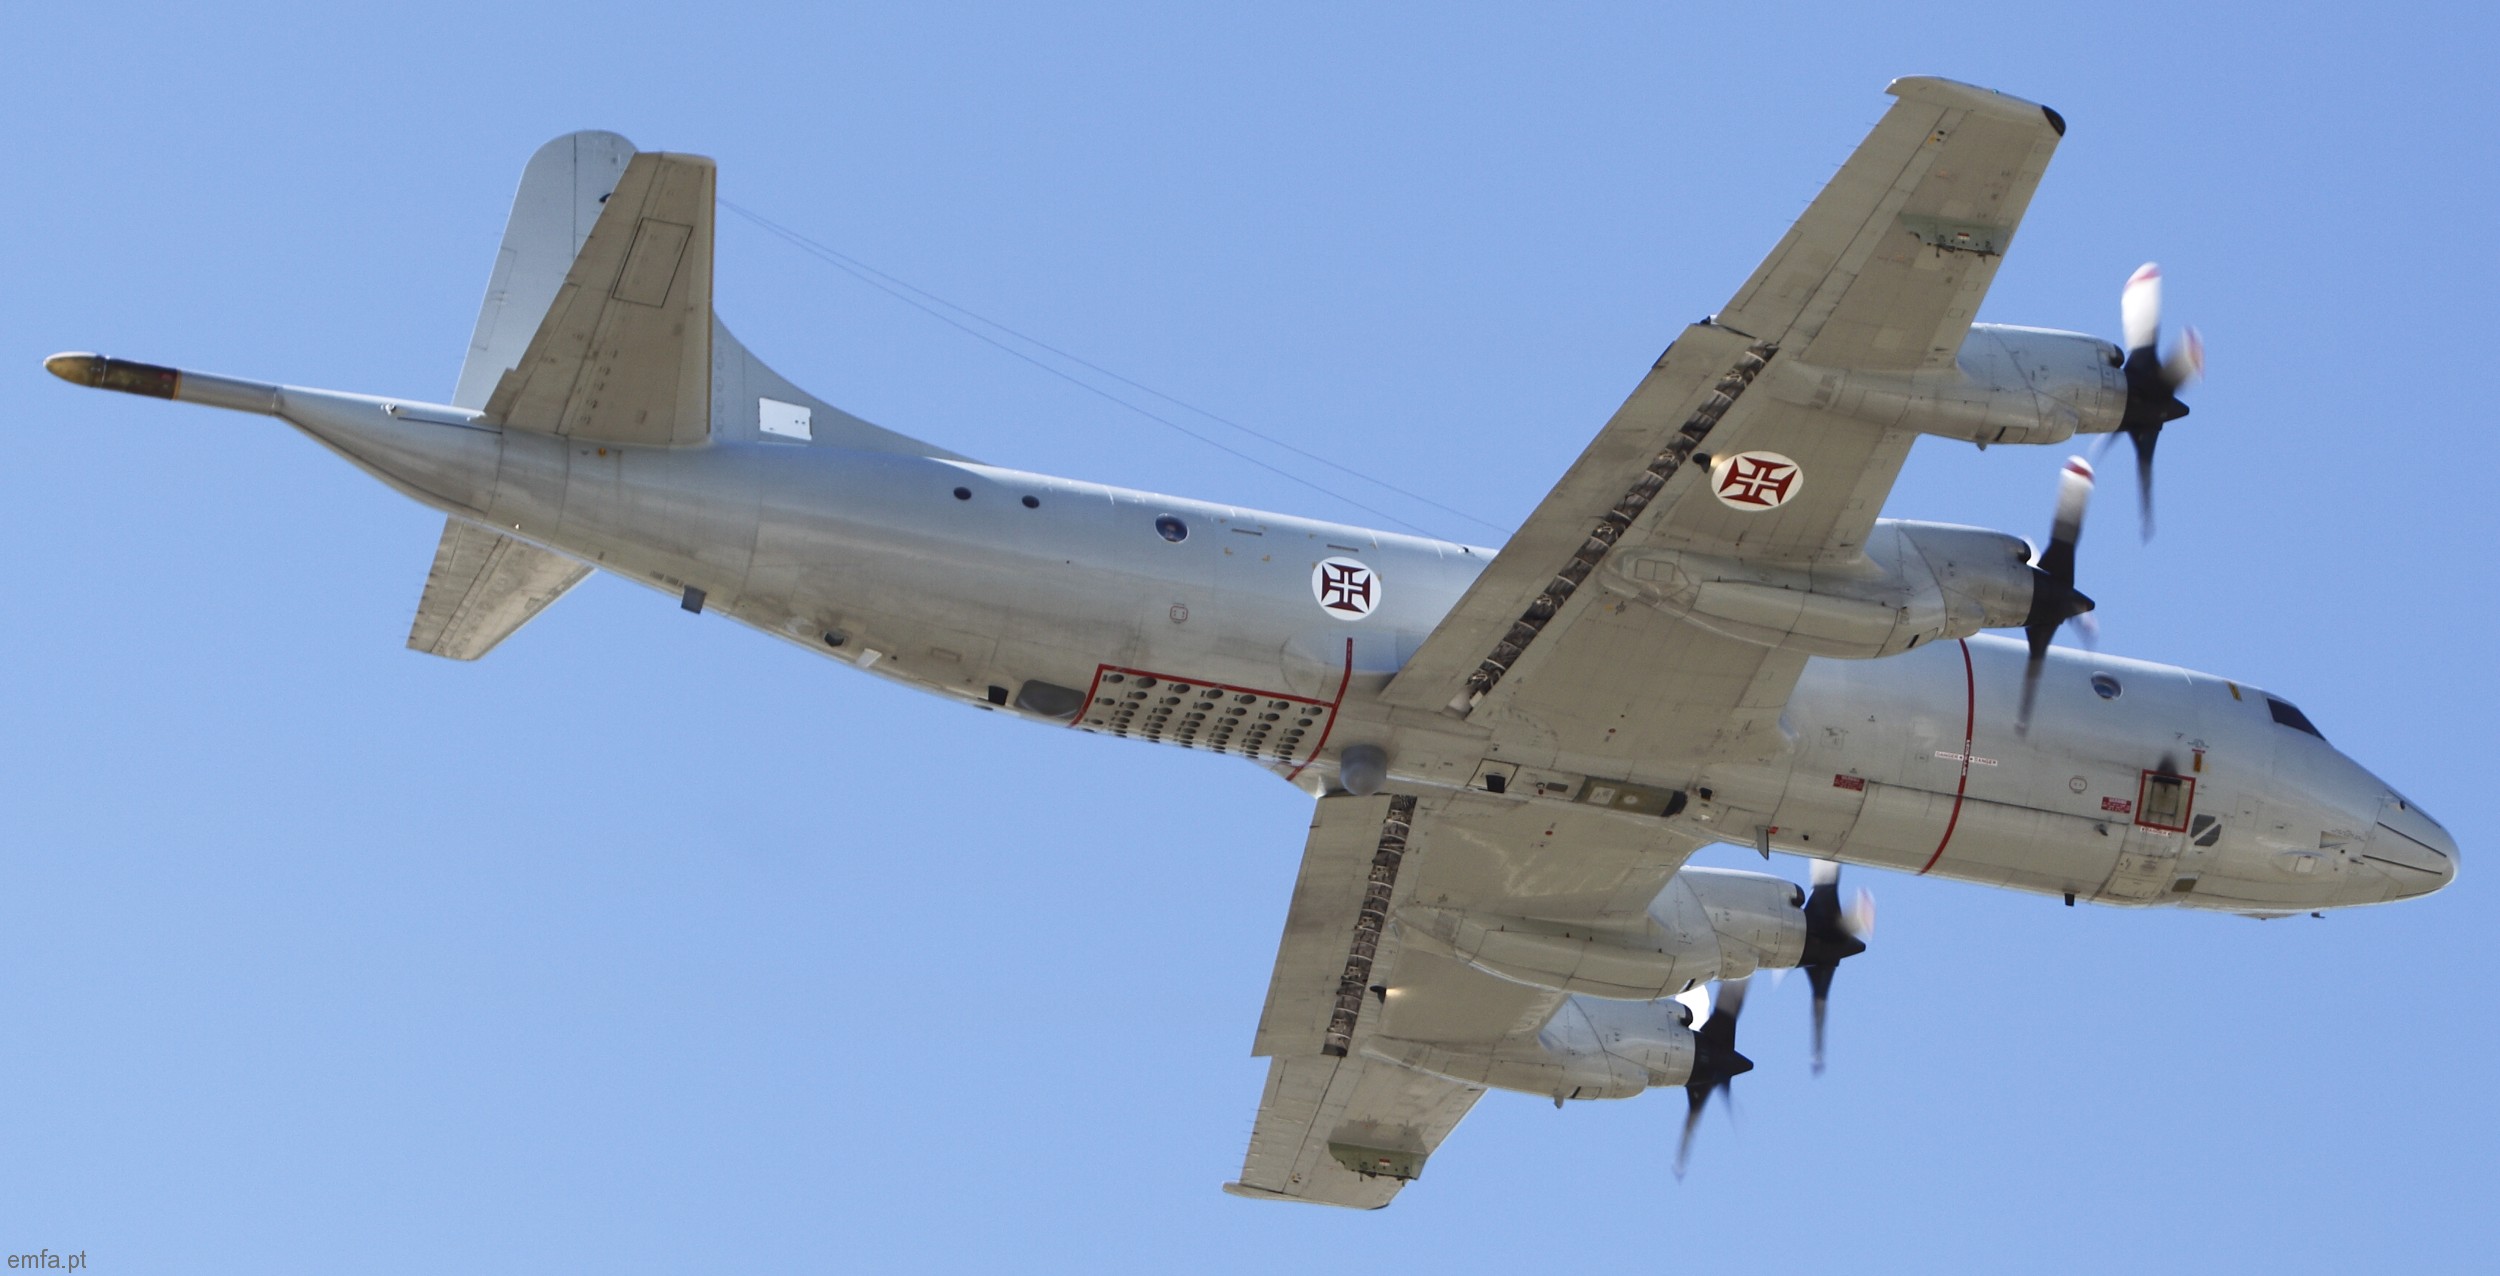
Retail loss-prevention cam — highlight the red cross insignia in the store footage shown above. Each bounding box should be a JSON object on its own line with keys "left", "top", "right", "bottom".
{"left": 1712, "top": 451, "right": 1803, "bottom": 510}
{"left": 1311, "top": 557, "right": 1380, "bottom": 619}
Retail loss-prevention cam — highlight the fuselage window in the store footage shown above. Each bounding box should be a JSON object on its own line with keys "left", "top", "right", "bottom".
{"left": 2266, "top": 697, "right": 2326, "bottom": 741}
{"left": 1154, "top": 514, "right": 1189, "bottom": 543}
{"left": 2090, "top": 673, "right": 2121, "bottom": 700}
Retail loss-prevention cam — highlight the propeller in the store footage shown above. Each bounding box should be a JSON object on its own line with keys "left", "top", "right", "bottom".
{"left": 2016, "top": 456, "right": 2099, "bottom": 735}
{"left": 1799, "top": 859, "right": 1876, "bottom": 1076}
{"left": 1673, "top": 976, "right": 1754, "bottom": 1179}
{"left": 2112, "top": 263, "right": 2204, "bottom": 539}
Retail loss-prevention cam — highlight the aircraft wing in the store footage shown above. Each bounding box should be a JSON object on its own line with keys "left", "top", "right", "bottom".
{"left": 1228, "top": 791, "right": 1703, "bottom": 1207}
{"left": 1382, "top": 77, "right": 2064, "bottom": 772}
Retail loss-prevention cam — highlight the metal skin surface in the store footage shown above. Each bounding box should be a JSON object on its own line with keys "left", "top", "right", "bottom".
{"left": 1402, "top": 866, "right": 1807, "bottom": 1003}
{"left": 40, "top": 91, "right": 2461, "bottom": 1200}
{"left": 71, "top": 369, "right": 2454, "bottom": 916}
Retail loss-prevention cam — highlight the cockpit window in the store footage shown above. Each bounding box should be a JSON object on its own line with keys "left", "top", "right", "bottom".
{"left": 2266, "top": 697, "right": 2326, "bottom": 741}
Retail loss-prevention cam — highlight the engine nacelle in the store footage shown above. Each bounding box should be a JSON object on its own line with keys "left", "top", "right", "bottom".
{"left": 1363, "top": 995, "right": 1697, "bottom": 1101}
{"left": 1609, "top": 520, "right": 2036, "bottom": 659}
{"left": 1654, "top": 867, "right": 1810, "bottom": 978}
{"left": 1400, "top": 866, "right": 1808, "bottom": 1000}
{"left": 1764, "top": 323, "right": 2125, "bottom": 446}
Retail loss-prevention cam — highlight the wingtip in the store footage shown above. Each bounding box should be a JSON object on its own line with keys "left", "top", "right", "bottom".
{"left": 1884, "top": 76, "right": 2062, "bottom": 135}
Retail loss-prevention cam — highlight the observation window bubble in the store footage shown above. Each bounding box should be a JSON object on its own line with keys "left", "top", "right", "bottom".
{"left": 1154, "top": 514, "right": 1189, "bottom": 542}
{"left": 2090, "top": 673, "right": 2121, "bottom": 700}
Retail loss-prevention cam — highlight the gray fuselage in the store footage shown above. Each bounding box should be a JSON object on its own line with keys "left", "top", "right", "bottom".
{"left": 273, "top": 385, "right": 2456, "bottom": 915}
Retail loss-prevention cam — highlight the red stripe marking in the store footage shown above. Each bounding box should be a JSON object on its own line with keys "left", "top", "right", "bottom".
{"left": 1068, "top": 664, "right": 1334, "bottom": 718}
{"left": 1285, "top": 638, "right": 1357, "bottom": 782}
{"left": 1917, "top": 638, "right": 1978, "bottom": 876}
{"left": 1071, "top": 663, "right": 1112, "bottom": 723}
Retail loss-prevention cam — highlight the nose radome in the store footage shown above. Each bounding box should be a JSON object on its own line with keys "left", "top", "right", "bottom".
{"left": 2423, "top": 820, "right": 2459, "bottom": 891}
{"left": 2369, "top": 802, "right": 2458, "bottom": 897}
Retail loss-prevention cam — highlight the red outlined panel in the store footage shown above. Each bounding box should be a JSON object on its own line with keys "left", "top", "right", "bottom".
{"left": 1071, "top": 639, "right": 1353, "bottom": 774}
{"left": 2134, "top": 770, "right": 2195, "bottom": 833}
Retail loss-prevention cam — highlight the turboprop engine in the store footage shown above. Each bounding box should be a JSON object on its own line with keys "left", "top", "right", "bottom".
{"left": 1768, "top": 267, "right": 2203, "bottom": 534}
{"left": 1362, "top": 994, "right": 1719, "bottom": 1102}
{"left": 1605, "top": 268, "right": 2203, "bottom": 662}
{"left": 1401, "top": 867, "right": 1809, "bottom": 1001}
{"left": 1765, "top": 322, "right": 2125, "bottom": 448}
{"left": 1396, "top": 863, "right": 1875, "bottom": 1086}
{"left": 1609, "top": 520, "right": 2040, "bottom": 659}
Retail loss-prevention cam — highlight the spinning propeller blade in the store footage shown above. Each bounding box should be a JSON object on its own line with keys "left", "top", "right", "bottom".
{"left": 2016, "top": 457, "right": 2099, "bottom": 735}
{"left": 1800, "top": 859, "right": 1874, "bottom": 1076}
{"left": 2114, "top": 264, "right": 2202, "bottom": 540}
{"left": 1673, "top": 977, "right": 1753, "bottom": 1179}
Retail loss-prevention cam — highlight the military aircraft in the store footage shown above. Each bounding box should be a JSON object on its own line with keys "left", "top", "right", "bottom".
{"left": 47, "top": 76, "right": 2456, "bottom": 1208}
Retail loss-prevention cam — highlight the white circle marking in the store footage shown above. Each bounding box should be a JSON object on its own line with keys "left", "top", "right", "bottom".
{"left": 1711, "top": 450, "right": 1805, "bottom": 511}
{"left": 1311, "top": 557, "right": 1381, "bottom": 619}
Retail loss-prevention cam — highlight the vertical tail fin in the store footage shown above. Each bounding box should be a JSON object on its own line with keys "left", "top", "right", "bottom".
{"left": 481, "top": 150, "right": 717, "bottom": 447}
{"left": 460, "top": 130, "right": 965, "bottom": 459}
{"left": 454, "top": 131, "right": 638, "bottom": 411}
{"left": 710, "top": 316, "right": 971, "bottom": 460}
{"left": 411, "top": 130, "right": 973, "bottom": 659}
{"left": 416, "top": 131, "right": 633, "bottom": 660}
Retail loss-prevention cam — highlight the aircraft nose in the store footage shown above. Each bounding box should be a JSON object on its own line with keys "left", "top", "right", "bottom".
{"left": 2366, "top": 802, "right": 2458, "bottom": 898}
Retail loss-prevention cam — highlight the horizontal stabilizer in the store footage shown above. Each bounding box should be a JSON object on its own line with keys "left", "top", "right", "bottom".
{"left": 408, "top": 518, "right": 591, "bottom": 660}
{"left": 484, "top": 151, "right": 716, "bottom": 446}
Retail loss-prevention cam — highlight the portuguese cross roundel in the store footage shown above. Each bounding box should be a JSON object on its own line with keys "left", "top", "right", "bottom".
{"left": 1710, "top": 450, "right": 1805, "bottom": 511}
{"left": 1311, "top": 556, "right": 1381, "bottom": 620}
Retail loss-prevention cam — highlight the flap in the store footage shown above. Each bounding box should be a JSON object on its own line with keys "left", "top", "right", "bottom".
{"left": 1253, "top": 794, "right": 1406, "bottom": 1057}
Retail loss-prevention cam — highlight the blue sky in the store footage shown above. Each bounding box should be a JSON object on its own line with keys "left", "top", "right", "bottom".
{"left": 6, "top": 3, "right": 2494, "bottom": 1271}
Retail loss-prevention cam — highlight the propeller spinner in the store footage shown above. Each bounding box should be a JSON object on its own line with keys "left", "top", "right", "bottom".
{"left": 2112, "top": 263, "right": 2204, "bottom": 539}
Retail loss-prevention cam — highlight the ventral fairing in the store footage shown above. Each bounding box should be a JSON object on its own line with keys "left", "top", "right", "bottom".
{"left": 49, "top": 77, "right": 2455, "bottom": 1207}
